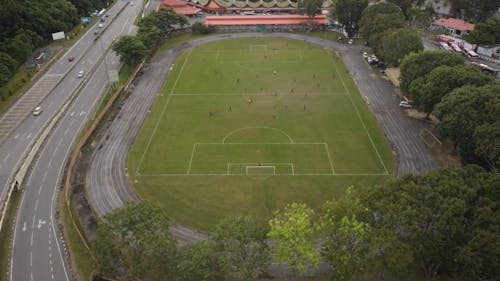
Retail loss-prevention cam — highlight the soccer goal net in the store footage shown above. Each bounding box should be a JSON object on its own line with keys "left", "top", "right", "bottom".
{"left": 246, "top": 165, "right": 276, "bottom": 176}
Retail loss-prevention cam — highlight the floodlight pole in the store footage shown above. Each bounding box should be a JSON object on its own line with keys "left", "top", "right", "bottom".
{"left": 99, "top": 36, "right": 112, "bottom": 92}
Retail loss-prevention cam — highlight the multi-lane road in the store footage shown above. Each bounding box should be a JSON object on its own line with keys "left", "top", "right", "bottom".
{"left": 0, "top": 1, "right": 142, "bottom": 281}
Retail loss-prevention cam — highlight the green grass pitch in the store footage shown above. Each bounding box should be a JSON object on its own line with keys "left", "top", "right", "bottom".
{"left": 128, "top": 38, "right": 395, "bottom": 231}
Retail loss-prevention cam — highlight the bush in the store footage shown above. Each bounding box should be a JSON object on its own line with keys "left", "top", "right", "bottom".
{"left": 191, "top": 22, "right": 215, "bottom": 35}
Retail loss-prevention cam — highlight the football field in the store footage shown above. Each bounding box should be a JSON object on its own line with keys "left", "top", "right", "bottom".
{"left": 128, "top": 38, "right": 394, "bottom": 230}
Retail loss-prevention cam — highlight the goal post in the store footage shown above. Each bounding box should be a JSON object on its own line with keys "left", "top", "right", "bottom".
{"left": 227, "top": 162, "right": 294, "bottom": 175}
{"left": 246, "top": 165, "right": 276, "bottom": 176}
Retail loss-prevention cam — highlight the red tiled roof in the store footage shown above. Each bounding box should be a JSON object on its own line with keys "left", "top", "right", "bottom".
{"left": 206, "top": 0, "right": 225, "bottom": 11}
{"left": 159, "top": 0, "right": 201, "bottom": 15}
{"left": 433, "top": 18, "right": 475, "bottom": 31}
{"left": 162, "top": 0, "right": 187, "bottom": 7}
{"left": 206, "top": 15, "right": 327, "bottom": 26}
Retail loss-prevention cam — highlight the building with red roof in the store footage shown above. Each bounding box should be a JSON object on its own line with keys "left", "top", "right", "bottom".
{"left": 206, "top": 14, "right": 327, "bottom": 26}
{"left": 158, "top": 0, "right": 201, "bottom": 16}
{"left": 432, "top": 18, "right": 475, "bottom": 37}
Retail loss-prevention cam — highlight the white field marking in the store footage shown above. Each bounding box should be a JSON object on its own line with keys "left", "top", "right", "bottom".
{"left": 328, "top": 51, "right": 389, "bottom": 174}
{"left": 323, "top": 143, "right": 336, "bottom": 174}
{"left": 169, "top": 92, "right": 347, "bottom": 96}
{"left": 136, "top": 50, "right": 192, "bottom": 175}
{"left": 186, "top": 143, "right": 196, "bottom": 175}
{"left": 187, "top": 143, "right": 331, "bottom": 175}
{"left": 222, "top": 127, "right": 294, "bottom": 144}
{"left": 137, "top": 172, "right": 388, "bottom": 176}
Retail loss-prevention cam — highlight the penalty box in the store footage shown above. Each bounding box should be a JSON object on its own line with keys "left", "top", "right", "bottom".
{"left": 187, "top": 143, "right": 335, "bottom": 175}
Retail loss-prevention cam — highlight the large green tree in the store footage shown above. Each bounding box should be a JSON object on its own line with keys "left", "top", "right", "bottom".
{"left": 112, "top": 35, "right": 149, "bottom": 66}
{"left": 387, "top": 0, "right": 414, "bottom": 19}
{"left": 175, "top": 216, "right": 270, "bottom": 281}
{"left": 434, "top": 83, "right": 500, "bottom": 164}
{"left": 100, "top": 202, "right": 177, "bottom": 279}
{"left": 321, "top": 187, "right": 372, "bottom": 281}
{"left": 298, "top": 0, "right": 324, "bottom": 18}
{"left": 473, "top": 121, "right": 500, "bottom": 171}
{"left": 408, "top": 65, "right": 493, "bottom": 117}
{"left": 334, "top": 0, "right": 368, "bottom": 38}
{"left": 268, "top": 202, "right": 320, "bottom": 276}
{"left": 362, "top": 166, "right": 500, "bottom": 280}
{"left": 450, "top": 0, "right": 500, "bottom": 22}
{"left": 359, "top": 2, "right": 405, "bottom": 51}
{"left": 466, "top": 17, "right": 500, "bottom": 45}
{"left": 379, "top": 28, "right": 423, "bottom": 66}
{"left": 399, "top": 50, "right": 464, "bottom": 94}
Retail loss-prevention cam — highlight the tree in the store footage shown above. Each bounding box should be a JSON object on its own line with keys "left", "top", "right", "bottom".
{"left": 175, "top": 216, "right": 270, "bottom": 281}
{"left": 321, "top": 187, "right": 372, "bottom": 281}
{"left": 103, "top": 202, "right": 177, "bottom": 279}
{"left": 408, "top": 65, "right": 493, "bottom": 117}
{"left": 334, "top": 0, "right": 368, "bottom": 38}
{"left": 362, "top": 166, "right": 500, "bottom": 280}
{"left": 298, "top": 0, "right": 324, "bottom": 18}
{"left": 379, "top": 28, "right": 423, "bottom": 66}
{"left": 399, "top": 50, "right": 464, "bottom": 94}
{"left": 268, "top": 203, "right": 320, "bottom": 276}
{"left": 450, "top": 0, "right": 500, "bottom": 22}
{"left": 466, "top": 17, "right": 500, "bottom": 45}
{"left": 112, "top": 35, "right": 149, "bottom": 65}
{"left": 359, "top": 2, "right": 405, "bottom": 50}
{"left": 212, "top": 216, "right": 271, "bottom": 281}
{"left": 434, "top": 83, "right": 500, "bottom": 164}
{"left": 0, "top": 52, "right": 18, "bottom": 73}
{"left": 473, "top": 121, "right": 500, "bottom": 171}
{"left": 93, "top": 223, "right": 121, "bottom": 277}
{"left": 191, "top": 22, "right": 216, "bottom": 35}
{"left": 387, "top": 0, "right": 414, "bottom": 19}
{"left": 151, "top": 8, "right": 188, "bottom": 36}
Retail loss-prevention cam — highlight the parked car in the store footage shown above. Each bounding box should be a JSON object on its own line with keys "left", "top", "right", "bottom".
{"left": 348, "top": 39, "right": 353, "bottom": 44}
{"left": 399, "top": 101, "right": 412, "bottom": 108}
{"left": 32, "top": 106, "right": 42, "bottom": 116}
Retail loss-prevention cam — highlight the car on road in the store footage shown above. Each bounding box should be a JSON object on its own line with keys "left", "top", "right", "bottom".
{"left": 348, "top": 39, "right": 353, "bottom": 44}
{"left": 98, "top": 23, "right": 104, "bottom": 28}
{"left": 100, "top": 18, "right": 105, "bottom": 22}
{"left": 68, "top": 56, "right": 75, "bottom": 62}
{"left": 77, "top": 70, "right": 85, "bottom": 78}
{"left": 399, "top": 101, "right": 412, "bottom": 108}
{"left": 32, "top": 106, "right": 42, "bottom": 116}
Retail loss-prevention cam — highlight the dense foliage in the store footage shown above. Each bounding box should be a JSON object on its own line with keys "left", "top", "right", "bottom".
{"left": 379, "top": 28, "right": 423, "bottom": 66}
{"left": 449, "top": 0, "right": 500, "bottom": 23}
{"left": 359, "top": 2, "right": 405, "bottom": 49}
{"left": 334, "top": 0, "right": 368, "bottom": 38}
{"left": 399, "top": 50, "right": 465, "bottom": 94}
{"left": 114, "top": 8, "right": 187, "bottom": 65}
{"left": 0, "top": 0, "right": 107, "bottom": 89}
{"left": 465, "top": 17, "right": 500, "bottom": 45}
{"left": 297, "top": 0, "right": 324, "bottom": 18}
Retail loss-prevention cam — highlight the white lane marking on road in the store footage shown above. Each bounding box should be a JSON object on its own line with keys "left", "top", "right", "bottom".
{"left": 57, "top": 138, "right": 63, "bottom": 147}
{"left": 79, "top": 111, "right": 86, "bottom": 116}
{"left": 34, "top": 199, "right": 39, "bottom": 212}
{"left": 43, "top": 171, "right": 48, "bottom": 182}
{"left": 70, "top": 111, "right": 75, "bottom": 117}
{"left": 14, "top": 134, "right": 19, "bottom": 139}
{"left": 30, "top": 251, "right": 32, "bottom": 266}
{"left": 22, "top": 222, "right": 27, "bottom": 232}
{"left": 31, "top": 271, "right": 33, "bottom": 281}
{"left": 26, "top": 133, "right": 32, "bottom": 139}
{"left": 47, "top": 157, "right": 53, "bottom": 167}
{"left": 3, "top": 152, "right": 10, "bottom": 162}
{"left": 30, "top": 231, "right": 33, "bottom": 246}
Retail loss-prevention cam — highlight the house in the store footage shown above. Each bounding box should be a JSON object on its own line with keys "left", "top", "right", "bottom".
{"left": 431, "top": 18, "right": 475, "bottom": 37}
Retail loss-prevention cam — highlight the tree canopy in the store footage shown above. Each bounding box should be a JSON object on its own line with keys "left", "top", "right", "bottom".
{"left": 399, "top": 50, "right": 465, "bottom": 94}
{"left": 449, "top": 0, "right": 500, "bottom": 23}
{"left": 112, "top": 35, "right": 149, "bottom": 66}
{"left": 466, "top": 17, "right": 500, "bottom": 45}
{"left": 94, "top": 202, "right": 177, "bottom": 279}
{"left": 434, "top": 83, "right": 500, "bottom": 166}
{"left": 334, "top": 0, "right": 368, "bottom": 38}
{"left": 408, "top": 65, "right": 493, "bottom": 116}
{"left": 298, "top": 0, "right": 324, "bottom": 18}
{"left": 268, "top": 202, "right": 321, "bottom": 275}
{"left": 359, "top": 2, "right": 405, "bottom": 50}
{"left": 379, "top": 28, "right": 423, "bottom": 66}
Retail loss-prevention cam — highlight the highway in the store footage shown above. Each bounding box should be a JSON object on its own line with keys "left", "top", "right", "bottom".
{"left": 3, "top": 1, "right": 143, "bottom": 281}
{"left": 85, "top": 34, "right": 438, "bottom": 248}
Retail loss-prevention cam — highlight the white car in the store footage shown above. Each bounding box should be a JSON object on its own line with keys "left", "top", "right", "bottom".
{"left": 98, "top": 23, "right": 104, "bottom": 28}
{"left": 77, "top": 70, "right": 85, "bottom": 78}
{"left": 348, "top": 39, "right": 353, "bottom": 44}
{"left": 399, "top": 101, "right": 412, "bottom": 108}
{"left": 33, "top": 106, "right": 42, "bottom": 116}
{"left": 362, "top": 52, "right": 369, "bottom": 58}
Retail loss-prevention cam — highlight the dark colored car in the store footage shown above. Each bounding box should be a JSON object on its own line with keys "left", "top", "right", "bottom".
{"left": 68, "top": 56, "right": 75, "bottom": 62}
